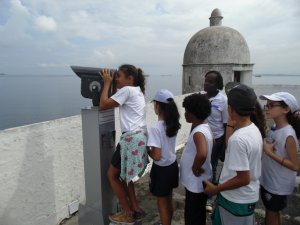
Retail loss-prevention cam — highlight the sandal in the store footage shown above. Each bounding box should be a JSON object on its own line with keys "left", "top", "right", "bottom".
{"left": 133, "top": 209, "right": 146, "bottom": 221}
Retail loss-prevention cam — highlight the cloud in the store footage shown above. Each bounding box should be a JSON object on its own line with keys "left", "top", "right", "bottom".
{"left": 0, "top": 0, "right": 299, "bottom": 75}
{"left": 35, "top": 15, "right": 57, "bottom": 32}
{"left": 39, "top": 63, "right": 67, "bottom": 68}
{"left": 94, "top": 49, "right": 115, "bottom": 60}
{"left": 10, "top": 0, "right": 30, "bottom": 16}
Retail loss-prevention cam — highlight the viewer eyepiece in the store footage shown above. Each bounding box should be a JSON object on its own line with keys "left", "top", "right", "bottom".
{"left": 71, "top": 65, "right": 117, "bottom": 106}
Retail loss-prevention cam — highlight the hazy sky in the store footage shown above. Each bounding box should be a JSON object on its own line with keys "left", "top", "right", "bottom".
{"left": 0, "top": 0, "right": 299, "bottom": 76}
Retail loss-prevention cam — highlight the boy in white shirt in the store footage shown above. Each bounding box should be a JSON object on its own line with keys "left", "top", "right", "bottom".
{"left": 204, "top": 84, "right": 262, "bottom": 225}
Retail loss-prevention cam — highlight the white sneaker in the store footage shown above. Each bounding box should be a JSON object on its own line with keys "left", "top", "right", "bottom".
{"left": 206, "top": 199, "right": 213, "bottom": 212}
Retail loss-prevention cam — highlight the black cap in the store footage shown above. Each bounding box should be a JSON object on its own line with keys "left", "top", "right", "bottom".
{"left": 227, "top": 84, "right": 257, "bottom": 113}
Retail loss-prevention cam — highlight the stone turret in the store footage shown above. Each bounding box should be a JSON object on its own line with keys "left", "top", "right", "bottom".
{"left": 182, "top": 8, "right": 254, "bottom": 94}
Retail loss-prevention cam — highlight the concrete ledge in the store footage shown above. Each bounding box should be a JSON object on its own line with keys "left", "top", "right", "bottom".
{"left": 0, "top": 94, "right": 191, "bottom": 225}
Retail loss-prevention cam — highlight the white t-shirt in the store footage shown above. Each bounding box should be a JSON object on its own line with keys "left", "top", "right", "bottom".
{"left": 204, "top": 91, "right": 228, "bottom": 138}
{"left": 180, "top": 123, "right": 213, "bottom": 193}
{"left": 147, "top": 120, "right": 177, "bottom": 167}
{"left": 219, "top": 123, "right": 262, "bottom": 203}
{"left": 111, "top": 86, "right": 146, "bottom": 132}
{"left": 260, "top": 124, "right": 298, "bottom": 195}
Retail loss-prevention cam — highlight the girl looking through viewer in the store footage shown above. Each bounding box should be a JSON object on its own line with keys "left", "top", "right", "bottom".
{"left": 147, "top": 89, "right": 181, "bottom": 225}
{"left": 99, "top": 64, "right": 148, "bottom": 225}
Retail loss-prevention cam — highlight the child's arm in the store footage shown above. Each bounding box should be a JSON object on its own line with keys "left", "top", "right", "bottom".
{"left": 285, "top": 136, "right": 300, "bottom": 171}
{"left": 147, "top": 147, "right": 161, "bottom": 161}
{"left": 263, "top": 137, "right": 300, "bottom": 171}
{"left": 192, "top": 132, "right": 207, "bottom": 176}
{"left": 203, "top": 171, "right": 250, "bottom": 196}
{"left": 99, "top": 69, "right": 119, "bottom": 110}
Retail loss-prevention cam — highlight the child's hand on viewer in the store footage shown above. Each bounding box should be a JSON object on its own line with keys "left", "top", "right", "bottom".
{"left": 100, "top": 68, "right": 113, "bottom": 85}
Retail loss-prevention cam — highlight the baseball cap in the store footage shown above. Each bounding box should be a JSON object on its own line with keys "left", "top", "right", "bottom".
{"left": 259, "top": 92, "right": 298, "bottom": 113}
{"left": 227, "top": 84, "right": 257, "bottom": 113}
{"left": 153, "top": 89, "right": 174, "bottom": 103}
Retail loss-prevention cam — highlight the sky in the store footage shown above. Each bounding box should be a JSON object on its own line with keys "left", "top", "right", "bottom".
{"left": 0, "top": 0, "right": 299, "bottom": 76}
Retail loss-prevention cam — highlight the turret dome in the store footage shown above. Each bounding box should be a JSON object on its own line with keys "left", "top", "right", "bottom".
{"left": 183, "top": 8, "right": 250, "bottom": 65}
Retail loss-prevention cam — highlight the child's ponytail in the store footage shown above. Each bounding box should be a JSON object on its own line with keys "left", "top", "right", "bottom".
{"left": 136, "top": 68, "right": 145, "bottom": 94}
{"left": 156, "top": 99, "right": 181, "bottom": 137}
{"left": 250, "top": 101, "right": 267, "bottom": 138}
{"left": 276, "top": 100, "right": 300, "bottom": 139}
{"left": 287, "top": 111, "right": 300, "bottom": 139}
{"left": 118, "top": 64, "right": 146, "bottom": 94}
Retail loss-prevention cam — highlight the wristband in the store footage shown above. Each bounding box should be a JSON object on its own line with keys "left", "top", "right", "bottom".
{"left": 226, "top": 124, "right": 234, "bottom": 129}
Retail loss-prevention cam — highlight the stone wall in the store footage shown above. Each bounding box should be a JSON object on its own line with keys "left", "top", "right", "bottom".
{"left": 0, "top": 94, "right": 191, "bottom": 225}
{"left": 0, "top": 116, "right": 85, "bottom": 225}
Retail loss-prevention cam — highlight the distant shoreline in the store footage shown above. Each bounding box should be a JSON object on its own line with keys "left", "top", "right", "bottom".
{"left": 254, "top": 74, "right": 300, "bottom": 77}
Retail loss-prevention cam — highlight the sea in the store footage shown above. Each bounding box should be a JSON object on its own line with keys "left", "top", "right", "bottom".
{"left": 0, "top": 74, "right": 299, "bottom": 130}
{"left": 0, "top": 73, "right": 182, "bottom": 130}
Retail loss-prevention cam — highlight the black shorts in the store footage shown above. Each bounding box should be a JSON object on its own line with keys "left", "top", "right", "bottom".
{"left": 185, "top": 189, "right": 207, "bottom": 225}
{"left": 260, "top": 185, "right": 287, "bottom": 212}
{"left": 149, "top": 161, "right": 179, "bottom": 197}
{"left": 111, "top": 144, "right": 121, "bottom": 170}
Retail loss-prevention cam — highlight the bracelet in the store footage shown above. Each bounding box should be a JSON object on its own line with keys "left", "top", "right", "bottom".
{"left": 227, "top": 124, "right": 234, "bottom": 129}
{"left": 281, "top": 157, "right": 285, "bottom": 166}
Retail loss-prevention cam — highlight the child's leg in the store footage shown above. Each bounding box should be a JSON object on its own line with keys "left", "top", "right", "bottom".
{"left": 157, "top": 194, "right": 173, "bottom": 225}
{"left": 184, "top": 189, "right": 207, "bottom": 225}
{"left": 260, "top": 186, "right": 286, "bottom": 225}
{"left": 265, "top": 210, "right": 281, "bottom": 225}
{"left": 126, "top": 181, "right": 141, "bottom": 212}
{"left": 210, "top": 136, "right": 224, "bottom": 184}
{"left": 107, "top": 164, "right": 131, "bottom": 213}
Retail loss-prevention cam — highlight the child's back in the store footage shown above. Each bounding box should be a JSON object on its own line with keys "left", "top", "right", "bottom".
{"left": 147, "top": 89, "right": 180, "bottom": 225}
{"left": 180, "top": 93, "right": 213, "bottom": 225}
{"left": 180, "top": 123, "right": 213, "bottom": 192}
{"left": 111, "top": 85, "right": 146, "bottom": 132}
{"left": 148, "top": 120, "right": 177, "bottom": 167}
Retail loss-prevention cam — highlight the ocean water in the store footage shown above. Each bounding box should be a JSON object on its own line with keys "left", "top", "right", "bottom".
{"left": 252, "top": 74, "right": 300, "bottom": 85}
{"left": 1, "top": 74, "right": 299, "bottom": 130}
{"left": 0, "top": 74, "right": 182, "bottom": 130}
{"left": 252, "top": 75, "right": 300, "bottom": 107}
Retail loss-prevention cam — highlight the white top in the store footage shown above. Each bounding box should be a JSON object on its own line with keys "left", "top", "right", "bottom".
{"left": 219, "top": 123, "right": 262, "bottom": 203}
{"left": 147, "top": 120, "right": 177, "bottom": 167}
{"left": 260, "top": 124, "right": 298, "bottom": 195}
{"left": 203, "top": 91, "right": 228, "bottom": 138}
{"left": 180, "top": 123, "right": 213, "bottom": 193}
{"left": 111, "top": 86, "right": 146, "bottom": 132}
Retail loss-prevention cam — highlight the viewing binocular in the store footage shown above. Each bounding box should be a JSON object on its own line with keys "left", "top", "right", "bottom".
{"left": 71, "top": 66, "right": 117, "bottom": 106}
